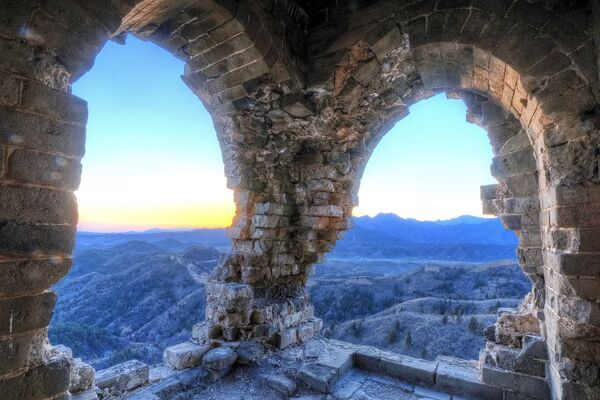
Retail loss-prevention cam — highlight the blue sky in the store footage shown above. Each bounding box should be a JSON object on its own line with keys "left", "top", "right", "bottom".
{"left": 73, "top": 36, "right": 496, "bottom": 231}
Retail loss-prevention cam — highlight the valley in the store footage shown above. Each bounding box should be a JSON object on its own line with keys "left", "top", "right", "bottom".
{"left": 50, "top": 214, "right": 531, "bottom": 369}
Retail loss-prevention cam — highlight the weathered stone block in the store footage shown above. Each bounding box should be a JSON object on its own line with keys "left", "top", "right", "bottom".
{"left": 252, "top": 214, "right": 280, "bottom": 228}
{"left": 272, "top": 328, "right": 298, "bottom": 349}
{"left": 436, "top": 356, "right": 503, "bottom": 400}
{"left": 19, "top": 81, "right": 87, "bottom": 123}
{"left": 0, "top": 353, "right": 70, "bottom": 400}
{"left": 491, "top": 149, "right": 537, "bottom": 178}
{"left": 352, "top": 58, "right": 381, "bottom": 87}
{"left": 0, "top": 328, "right": 46, "bottom": 374}
{"left": 235, "top": 340, "right": 262, "bottom": 364}
{"left": 311, "top": 317, "right": 324, "bottom": 332}
{"left": 8, "top": 149, "right": 82, "bottom": 189}
{"left": 305, "top": 205, "right": 344, "bottom": 217}
{"left": 0, "top": 70, "right": 21, "bottom": 105}
{"left": 379, "top": 353, "right": 436, "bottom": 386}
{"left": 482, "top": 366, "right": 550, "bottom": 398}
{"left": 354, "top": 349, "right": 380, "bottom": 372}
{"left": 282, "top": 93, "right": 314, "bottom": 117}
{"left": 0, "top": 223, "right": 76, "bottom": 256}
{"left": 96, "top": 360, "right": 149, "bottom": 392}
{"left": 70, "top": 358, "right": 95, "bottom": 393}
{"left": 0, "top": 185, "right": 77, "bottom": 225}
{"left": 141, "top": 368, "right": 211, "bottom": 399}
{"left": 481, "top": 184, "right": 499, "bottom": 200}
{"left": 365, "top": 20, "right": 402, "bottom": 60}
{"left": 0, "top": 106, "right": 86, "bottom": 156}
{"left": 298, "top": 363, "right": 338, "bottom": 393}
{"left": 297, "top": 323, "right": 314, "bottom": 343}
{"left": 202, "top": 347, "right": 237, "bottom": 379}
{"left": 0, "top": 291, "right": 56, "bottom": 335}
{"left": 163, "top": 342, "right": 210, "bottom": 370}
{"left": 515, "top": 356, "right": 546, "bottom": 378}
{"left": 520, "top": 335, "right": 547, "bottom": 360}
{"left": 317, "top": 347, "right": 354, "bottom": 378}
{"left": 71, "top": 389, "right": 99, "bottom": 400}
{"left": 504, "top": 174, "right": 539, "bottom": 197}
{"left": 261, "top": 373, "right": 296, "bottom": 396}
{"left": 0, "top": 258, "right": 72, "bottom": 297}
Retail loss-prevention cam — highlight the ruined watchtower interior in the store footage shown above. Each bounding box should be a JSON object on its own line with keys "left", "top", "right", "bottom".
{"left": 1, "top": 0, "right": 600, "bottom": 399}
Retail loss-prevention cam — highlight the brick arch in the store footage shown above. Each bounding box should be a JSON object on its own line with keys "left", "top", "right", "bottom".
{"left": 301, "top": 2, "right": 599, "bottom": 396}
{"left": 0, "top": 0, "right": 307, "bottom": 398}
{"left": 1, "top": 1, "right": 599, "bottom": 399}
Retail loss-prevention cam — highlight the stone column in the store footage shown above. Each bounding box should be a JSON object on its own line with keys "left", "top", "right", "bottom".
{"left": 0, "top": 1, "right": 123, "bottom": 397}
{"left": 0, "top": 37, "right": 86, "bottom": 400}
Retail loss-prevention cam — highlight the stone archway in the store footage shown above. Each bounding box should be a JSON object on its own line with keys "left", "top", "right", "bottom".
{"left": 200, "top": 3, "right": 599, "bottom": 398}
{"left": 0, "top": 0, "right": 306, "bottom": 398}
{"left": 1, "top": 1, "right": 599, "bottom": 399}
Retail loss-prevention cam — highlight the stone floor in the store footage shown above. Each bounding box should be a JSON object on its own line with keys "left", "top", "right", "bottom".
{"left": 109, "top": 338, "right": 490, "bottom": 400}
{"left": 187, "top": 365, "right": 460, "bottom": 400}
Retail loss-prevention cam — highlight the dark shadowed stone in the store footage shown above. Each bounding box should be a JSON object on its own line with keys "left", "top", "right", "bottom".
{"left": 0, "top": 258, "right": 72, "bottom": 297}
{"left": 96, "top": 360, "right": 149, "bottom": 392}
{"left": 281, "top": 93, "right": 314, "bottom": 117}
{"left": 0, "top": 353, "right": 70, "bottom": 400}
{"left": 235, "top": 340, "right": 262, "bottom": 364}
{"left": 0, "top": 292, "right": 56, "bottom": 335}
{"left": 261, "top": 373, "right": 297, "bottom": 396}
{"left": 202, "top": 347, "right": 237, "bottom": 374}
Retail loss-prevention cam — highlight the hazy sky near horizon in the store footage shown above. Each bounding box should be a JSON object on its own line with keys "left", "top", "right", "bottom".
{"left": 74, "top": 37, "right": 496, "bottom": 232}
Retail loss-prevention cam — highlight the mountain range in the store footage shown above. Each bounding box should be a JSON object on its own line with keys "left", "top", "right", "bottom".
{"left": 50, "top": 214, "right": 522, "bottom": 367}
{"left": 76, "top": 214, "right": 517, "bottom": 262}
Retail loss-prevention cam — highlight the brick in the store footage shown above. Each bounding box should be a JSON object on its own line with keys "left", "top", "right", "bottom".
{"left": 298, "top": 363, "right": 337, "bottom": 393}
{"left": 96, "top": 360, "right": 149, "bottom": 392}
{"left": 481, "top": 366, "right": 550, "bottom": 398}
{"left": 0, "top": 258, "right": 72, "bottom": 297}
{"left": 20, "top": 80, "right": 87, "bottom": 124}
{"left": 491, "top": 149, "right": 537, "bottom": 177}
{"left": 207, "top": 18, "right": 244, "bottom": 44}
{"left": 354, "top": 349, "right": 381, "bottom": 372}
{"left": 480, "top": 184, "right": 499, "bottom": 200}
{"left": 202, "top": 34, "right": 254, "bottom": 65}
{"left": 379, "top": 353, "right": 436, "bottom": 386}
{"left": 207, "top": 59, "right": 269, "bottom": 93}
{"left": 180, "top": 8, "right": 234, "bottom": 41}
{"left": 0, "top": 329, "right": 46, "bottom": 374}
{"left": 0, "top": 106, "right": 86, "bottom": 156}
{"left": 0, "top": 292, "right": 56, "bottom": 335}
{"left": 0, "top": 185, "right": 77, "bottom": 225}
{"left": 0, "top": 353, "right": 70, "bottom": 400}
{"left": 305, "top": 205, "right": 343, "bottom": 217}
{"left": 163, "top": 342, "right": 211, "bottom": 370}
{"left": 0, "top": 223, "right": 76, "bottom": 256}
{"left": 272, "top": 328, "right": 297, "bottom": 349}
{"left": 8, "top": 149, "right": 82, "bottom": 190}
{"left": 0, "top": 71, "right": 21, "bottom": 105}
{"left": 281, "top": 93, "right": 314, "bottom": 117}
{"left": 504, "top": 173, "right": 539, "bottom": 197}
{"left": 351, "top": 58, "right": 381, "bottom": 87}
{"left": 436, "top": 357, "right": 503, "bottom": 400}
{"left": 26, "top": 10, "right": 104, "bottom": 80}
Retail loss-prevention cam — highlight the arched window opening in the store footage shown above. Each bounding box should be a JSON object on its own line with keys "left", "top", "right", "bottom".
{"left": 310, "top": 94, "right": 532, "bottom": 361}
{"left": 48, "top": 36, "right": 233, "bottom": 369}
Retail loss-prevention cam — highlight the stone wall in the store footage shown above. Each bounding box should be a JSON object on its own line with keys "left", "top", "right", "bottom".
{"left": 0, "top": 1, "right": 599, "bottom": 399}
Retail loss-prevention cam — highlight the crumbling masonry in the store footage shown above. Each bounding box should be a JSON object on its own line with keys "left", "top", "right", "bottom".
{"left": 1, "top": 0, "right": 600, "bottom": 399}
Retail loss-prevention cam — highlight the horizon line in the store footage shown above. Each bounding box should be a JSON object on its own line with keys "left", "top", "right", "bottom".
{"left": 77, "top": 213, "right": 495, "bottom": 234}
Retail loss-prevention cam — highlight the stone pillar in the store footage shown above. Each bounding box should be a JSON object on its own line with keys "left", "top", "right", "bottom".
{"left": 200, "top": 111, "right": 337, "bottom": 346}
{"left": 541, "top": 183, "right": 600, "bottom": 399}
{"left": 536, "top": 113, "right": 600, "bottom": 398}
{"left": 0, "top": 1, "right": 122, "bottom": 396}
{"left": 0, "top": 39, "right": 85, "bottom": 400}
